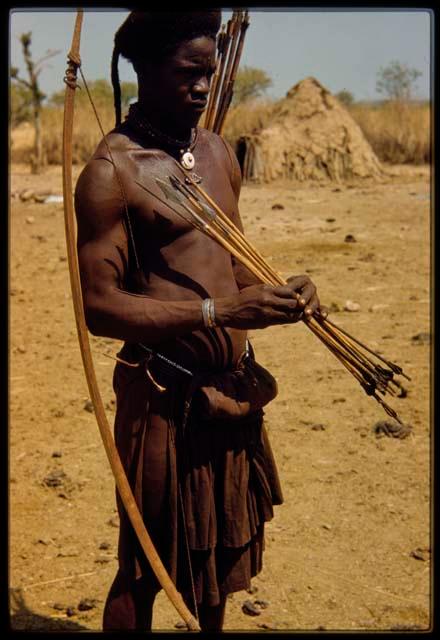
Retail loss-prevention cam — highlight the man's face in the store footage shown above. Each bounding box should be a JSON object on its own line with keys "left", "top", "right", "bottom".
{"left": 138, "top": 36, "right": 217, "bottom": 130}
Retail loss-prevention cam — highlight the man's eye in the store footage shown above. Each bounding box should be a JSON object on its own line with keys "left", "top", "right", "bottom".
{"left": 179, "top": 68, "right": 201, "bottom": 78}
{"left": 180, "top": 66, "right": 215, "bottom": 78}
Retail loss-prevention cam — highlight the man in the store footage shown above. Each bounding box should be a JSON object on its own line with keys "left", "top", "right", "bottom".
{"left": 75, "top": 11, "right": 324, "bottom": 632}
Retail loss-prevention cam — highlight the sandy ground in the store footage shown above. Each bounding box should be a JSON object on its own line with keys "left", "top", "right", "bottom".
{"left": 9, "top": 162, "right": 432, "bottom": 632}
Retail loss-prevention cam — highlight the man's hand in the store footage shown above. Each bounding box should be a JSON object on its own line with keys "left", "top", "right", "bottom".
{"left": 285, "top": 274, "right": 327, "bottom": 319}
{"left": 215, "top": 275, "right": 327, "bottom": 330}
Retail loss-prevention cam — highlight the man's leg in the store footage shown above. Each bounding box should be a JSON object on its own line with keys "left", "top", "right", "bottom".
{"left": 102, "top": 570, "right": 157, "bottom": 631}
{"left": 197, "top": 595, "right": 227, "bottom": 632}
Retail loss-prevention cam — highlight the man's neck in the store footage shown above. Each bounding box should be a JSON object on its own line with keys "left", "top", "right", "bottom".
{"left": 136, "top": 99, "right": 193, "bottom": 144}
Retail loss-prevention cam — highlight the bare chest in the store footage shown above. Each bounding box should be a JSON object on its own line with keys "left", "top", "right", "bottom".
{"left": 118, "top": 137, "right": 238, "bottom": 296}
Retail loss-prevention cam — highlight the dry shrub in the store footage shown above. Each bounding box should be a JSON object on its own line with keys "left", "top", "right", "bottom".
{"left": 11, "top": 95, "right": 430, "bottom": 168}
{"left": 10, "top": 102, "right": 115, "bottom": 166}
{"left": 348, "top": 101, "right": 430, "bottom": 165}
{"left": 10, "top": 122, "right": 34, "bottom": 164}
{"left": 42, "top": 102, "right": 115, "bottom": 165}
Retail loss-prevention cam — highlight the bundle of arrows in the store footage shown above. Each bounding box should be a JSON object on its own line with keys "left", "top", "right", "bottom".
{"left": 203, "top": 10, "right": 250, "bottom": 135}
{"left": 135, "top": 170, "right": 411, "bottom": 426}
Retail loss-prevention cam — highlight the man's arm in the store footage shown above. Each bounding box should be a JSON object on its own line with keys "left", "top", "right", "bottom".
{"left": 75, "top": 158, "right": 207, "bottom": 343}
{"left": 75, "top": 154, "right": 318, "bottom": 341}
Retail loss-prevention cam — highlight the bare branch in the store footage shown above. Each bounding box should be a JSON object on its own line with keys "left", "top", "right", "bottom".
{"left": 11, "top": 76, "right": 33, "bottom": 90}
{"left": 34, "top": 49, "right": 61, "bottom": 74}
{"left": 12, "top": 30, "right": 46, "bottom": 173}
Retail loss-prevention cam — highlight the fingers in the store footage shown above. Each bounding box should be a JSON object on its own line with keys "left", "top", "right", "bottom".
{"left": 267, "top": 286, "right": 302, "bottom": 312}
{"left": 303, "top": 292, "right": 320, "bottom": 316}
{"left": 297, "top": 283, "right": 316, "bottom": 310}
{"left": 271, "top": 284, "right": 303, "bottom": 299}
{"left": 286, "top": 275, "right": 315, "bottom": 301}
{"left": 252, "top": 285, "right": 306, "bottom": 324}
{"left": 285, "top": 275, "right": 324, "bottom": 318}
{"left": 303, "top": 302, "right": 329, "bottom": 320}
{"left": 317, "top": 304, "right": 329, "bottom": 319}
{"left": 269, "top": 308, "right": 304, "bottom": 325}
{"left": 234, "top": 283, "right": 323, "bottom": 329}
{"left": 286, "top": 274, "right": 312, "bottom": 291}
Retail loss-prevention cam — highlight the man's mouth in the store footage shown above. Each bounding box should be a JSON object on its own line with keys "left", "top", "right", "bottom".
{"left": 190, "top": 100, "right": 208, "bottom": 112}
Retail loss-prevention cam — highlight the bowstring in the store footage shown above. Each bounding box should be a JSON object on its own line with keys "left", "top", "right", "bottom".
{"left": 77, "top": 67, "right": 140, "bottom": 272}
{"left": 169, "top": 396, "right": 200, "bottom": 623}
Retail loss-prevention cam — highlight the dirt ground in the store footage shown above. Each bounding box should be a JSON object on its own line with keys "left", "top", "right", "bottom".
{"left": 9, "top": 161, "right": 431, "bottom": 632}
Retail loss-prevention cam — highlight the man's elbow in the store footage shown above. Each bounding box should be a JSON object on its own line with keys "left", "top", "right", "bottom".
{"left": 84, "top": 307, "right": 105, "bottom": 336}
{"left": 83, "top": 297, "right": 112, "bottom": 337}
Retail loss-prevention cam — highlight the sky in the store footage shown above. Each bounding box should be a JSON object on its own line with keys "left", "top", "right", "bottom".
{"left": 9, "top": 8, "right": 432, "bottom": 103}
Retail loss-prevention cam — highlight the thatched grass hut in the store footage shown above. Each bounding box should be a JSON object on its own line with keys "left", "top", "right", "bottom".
{"left": 236, "top": 77, "right": 384, "bottom": 183}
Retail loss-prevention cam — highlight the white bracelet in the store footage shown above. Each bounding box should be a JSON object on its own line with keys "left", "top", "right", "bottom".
{"left": 208, "top": 298, "right": 217, "bottom": 328}
{"left": 202, "top": 298, "right": 217, "bottom": 328}
{"left": 202, "top": 298, "right": 211, "bottom": 328}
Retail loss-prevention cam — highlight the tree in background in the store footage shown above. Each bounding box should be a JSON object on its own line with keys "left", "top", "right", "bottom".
{"left": 10, "top": 32, "right": 60, "bottom": 174}
{"left": 232, "top": 65, "right": 272, "bottom": 105}
{"left": 49, "top": 79, "right": 137, "bottom": 117}
{"left": 376, "top": 60, "right": 422, "bottom": 102}
{"left": 335, "top": 89, "right": 355, "bottom": 107}
{"left": 10, "top": 84, "right": 33, "bottom": 128}
{"left": 49, "top": 79, "right": 112, "bottom": 108}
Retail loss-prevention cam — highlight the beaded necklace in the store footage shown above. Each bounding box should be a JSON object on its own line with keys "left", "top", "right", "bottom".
{"left": 127, "top": 103, "right": 202, "bottom": 182}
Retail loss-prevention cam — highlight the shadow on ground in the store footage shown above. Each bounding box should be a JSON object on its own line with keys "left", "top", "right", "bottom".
{"left": 9, "top": 588, "right": 91, "bottom": 632}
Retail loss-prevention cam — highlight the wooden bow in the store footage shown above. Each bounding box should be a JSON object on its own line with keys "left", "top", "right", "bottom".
{"left": 61, "top": 10, "right": 200, "bottom": 631}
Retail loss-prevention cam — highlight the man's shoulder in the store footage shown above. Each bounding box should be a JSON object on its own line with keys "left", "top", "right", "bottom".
{"left": 198, "top": 127, "right": 237, "bottom": 170}
{"left": 198, "top": 126, "right": 228, "bottom": 152}
{"left": 89, "top": 126, "right": 137, "bottom": 160}
{"left": 78, "top": 126, "right": 142, "bottom": 185}
{"left": 75, "top": 130, "right": 127, "bottom": 200}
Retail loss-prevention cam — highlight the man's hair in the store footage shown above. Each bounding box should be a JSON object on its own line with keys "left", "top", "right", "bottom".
{"left": 111, "top": 11, "right": 222, "bottom": 126}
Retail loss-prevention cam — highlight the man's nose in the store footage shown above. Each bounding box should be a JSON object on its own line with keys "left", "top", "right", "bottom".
{"left": 192, "top": 76, "right": 210, "bottom": 96}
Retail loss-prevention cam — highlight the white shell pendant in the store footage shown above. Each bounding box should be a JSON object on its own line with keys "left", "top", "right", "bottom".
{"left": 181, "top": 151, "right": 195, "bottom": 171}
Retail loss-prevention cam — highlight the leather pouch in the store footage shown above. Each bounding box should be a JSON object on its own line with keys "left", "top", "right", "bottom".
{"left": 193, "top": 352, "right": 278, "bottom": 420}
